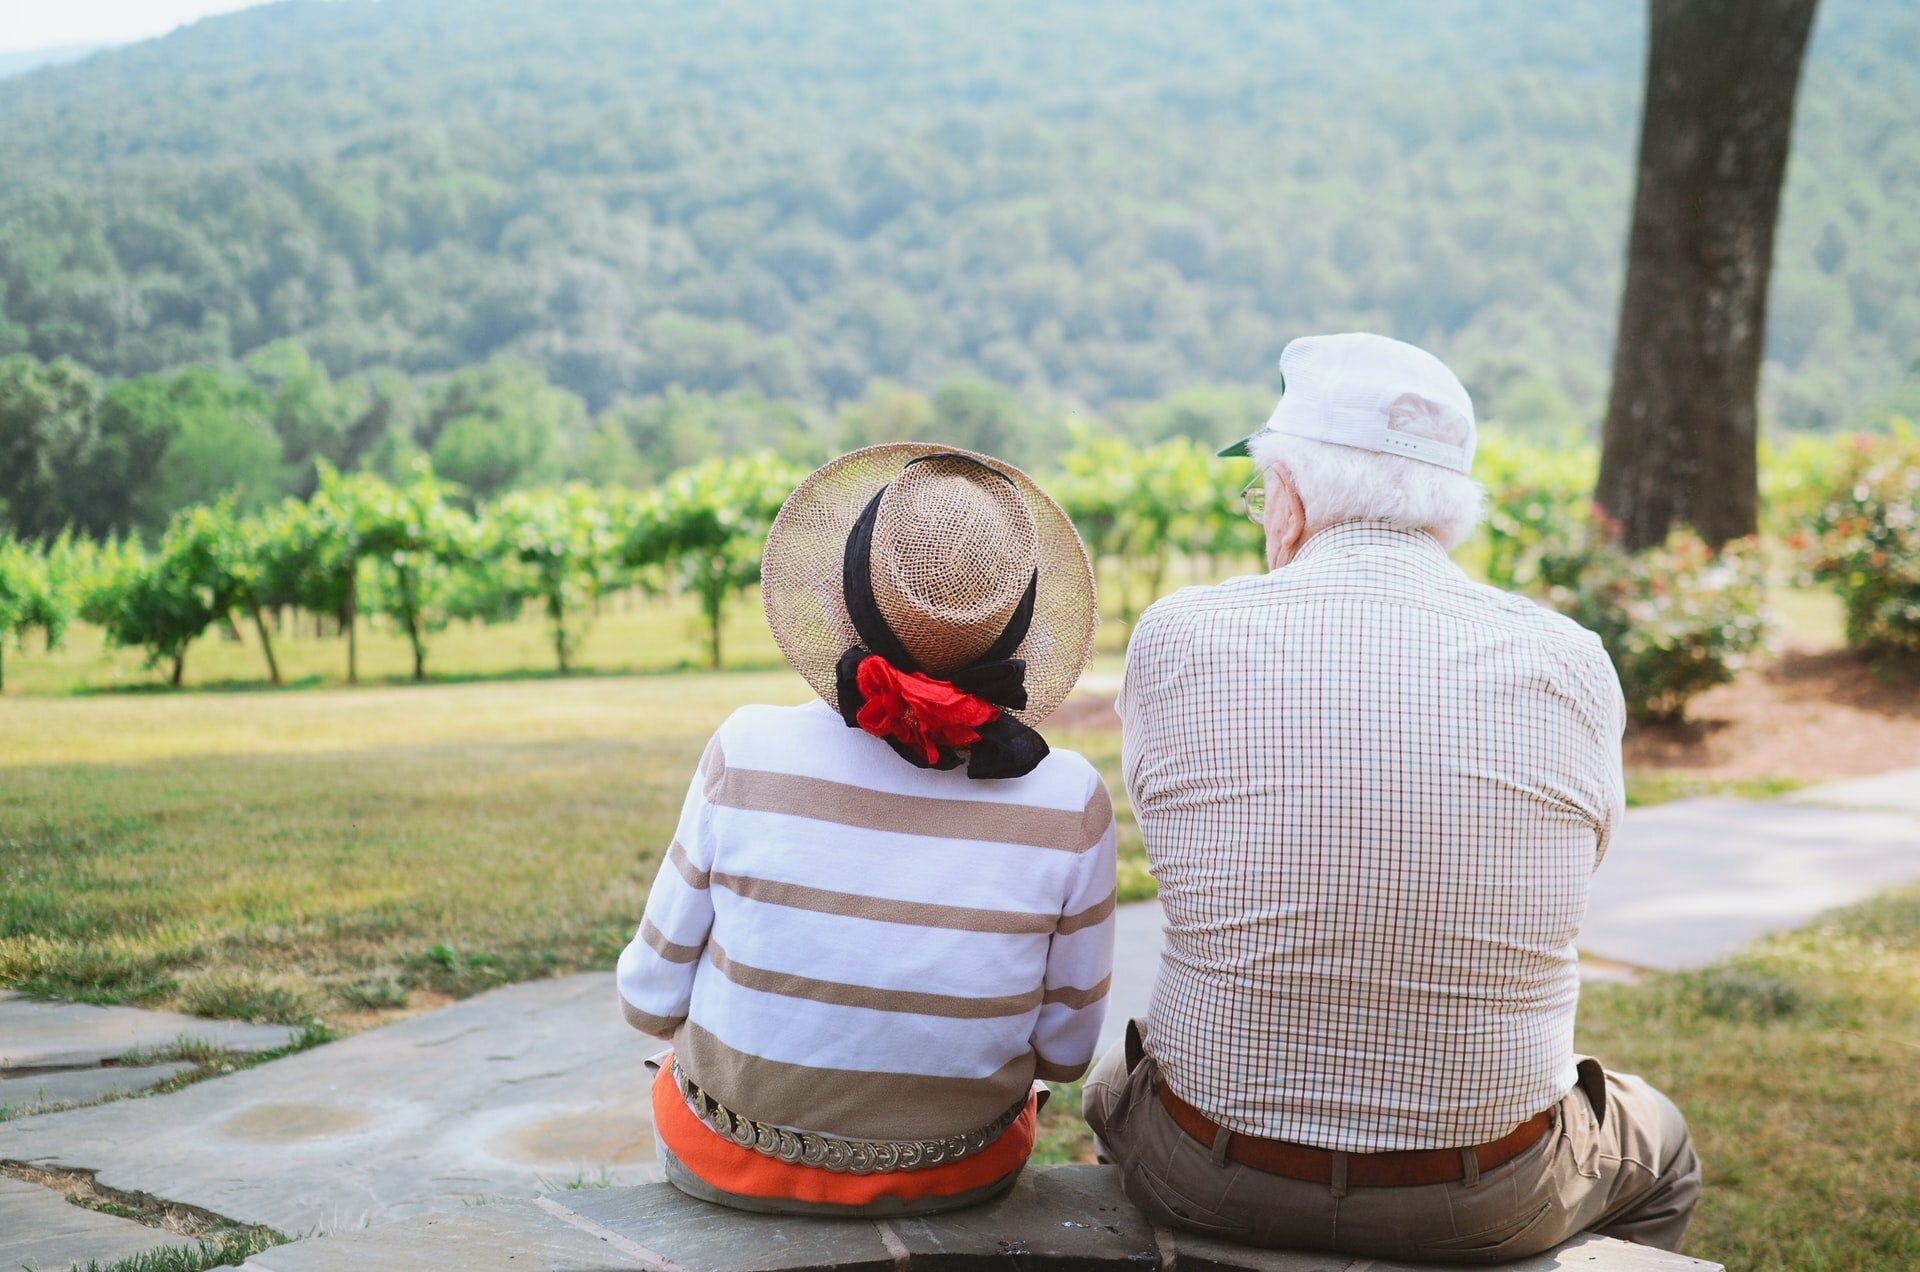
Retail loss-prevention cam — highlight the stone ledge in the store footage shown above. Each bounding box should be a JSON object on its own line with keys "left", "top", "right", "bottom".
{"left": 243, "top": 1164, "right": 1722, "bottom": 1271}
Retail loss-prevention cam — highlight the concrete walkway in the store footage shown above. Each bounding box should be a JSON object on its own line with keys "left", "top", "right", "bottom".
{"left": 2, "top": 774, "right": 1912, "bottom": 1268}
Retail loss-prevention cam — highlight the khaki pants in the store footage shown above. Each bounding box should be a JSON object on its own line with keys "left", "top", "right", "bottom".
{"left": 1083, "top": 1024, "right": 1700, "bottom": 1265}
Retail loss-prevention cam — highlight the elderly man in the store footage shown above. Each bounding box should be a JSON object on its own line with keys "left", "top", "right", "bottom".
{"left": 1084, "top": 334, "right": 1700, "bottom": 1262}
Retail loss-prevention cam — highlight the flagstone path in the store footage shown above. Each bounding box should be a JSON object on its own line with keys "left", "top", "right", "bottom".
{"left": 1, "top": 771, "right": 1911, "bottom": 1269}
{"left": 0, "top": 1176, "right": 199, "bottom": 1272}
{"left": 0, "top": 991, "right": 296, "bottom": 1071}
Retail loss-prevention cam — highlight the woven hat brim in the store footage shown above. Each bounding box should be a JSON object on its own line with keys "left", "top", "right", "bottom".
{"left": 761, "top": 444, "right": 1098, "bottom": 726}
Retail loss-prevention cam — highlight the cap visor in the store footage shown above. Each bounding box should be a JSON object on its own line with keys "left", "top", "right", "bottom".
{"left": 1216, "top": 435, "right": 1254, "bottom": 458}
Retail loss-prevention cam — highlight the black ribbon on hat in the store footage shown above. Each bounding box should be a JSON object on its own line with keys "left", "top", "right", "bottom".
{"left": 833, "top": 460, "right": 1049, "bottom": 779}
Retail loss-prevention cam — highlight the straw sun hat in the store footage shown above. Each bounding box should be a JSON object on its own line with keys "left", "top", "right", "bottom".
{"left": 762, "top": 444, "right": 1097, "bottom": 779}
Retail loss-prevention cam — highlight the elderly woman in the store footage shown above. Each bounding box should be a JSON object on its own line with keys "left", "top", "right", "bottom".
{"left": 617, "top": 446, "right": 1116, "bottom": 1217}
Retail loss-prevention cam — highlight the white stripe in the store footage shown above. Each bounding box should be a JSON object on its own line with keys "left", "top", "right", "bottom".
{"left": 712, "top": 806, "right": 1086, "bottom": 895}
{"left": 710, "top": 893, "right": 1052, "bottom": 998}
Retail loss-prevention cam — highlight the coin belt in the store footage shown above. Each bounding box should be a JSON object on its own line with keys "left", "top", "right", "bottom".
{"left": 672, "top": 1061, "right": 1027, "bottom": 1174}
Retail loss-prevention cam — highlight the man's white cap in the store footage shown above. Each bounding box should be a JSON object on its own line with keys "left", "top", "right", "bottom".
{"left": 1218, "top": 333, "right": 1476, "bottom": 473}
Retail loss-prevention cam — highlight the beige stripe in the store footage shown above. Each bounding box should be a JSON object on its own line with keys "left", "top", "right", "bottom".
{"left": 665, "top": 840, "right": 709, "bottom": 889}
{"left": 677, "top": 1022, "right": 1033, "bottom": 1140}
{"left": 639, "top": 917, "right": 703, "bottom": 964}
{"left": 620, "top": 996, "right": 685, "bottom": 1037}
{"left": 1034, "top": 1054, "right": 1088, "bottom": 1083}
{"left": 699, "top": 735, "right": 727, "bottom": 803}
{"left": 712, "top": 872, "right": 1057, "bottom": 935}
{"left": 1082, "top": 783, "right": 1115, "bottom": 847}
{"left": 710, "top": 761, "right": 1103, "bottom": 853}
{"left": 708, "top": 941, "right": 1041, "bottom": 1019}
{"left": 1041, "top": 974, "right": 1112, "bottom": 1010}
{"left": 1056, "top": 890, "right": 1116, "bottom": 935}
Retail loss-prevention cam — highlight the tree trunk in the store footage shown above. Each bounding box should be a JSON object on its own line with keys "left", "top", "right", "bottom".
{"left": 345, "top": 567, "right": 359, "bottom": 684}
{"left": 550, "top": 594, "right": 570, "bottom": 675}
{"left": 705, "top": 567, "right": 725, "bottom": 671}
{"left": 1596, "top": 0, "right": 1819, "bottom": 550}
{"left": 170, "top": 651, "right": 186, "bottom": 688}
{"left": 401, "top": 567, "right": 427, "bottom": 682}
{"left": 251, "top": 605, "right": 282, "bottom": 686}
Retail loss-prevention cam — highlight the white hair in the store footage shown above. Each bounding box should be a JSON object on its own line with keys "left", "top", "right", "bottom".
{"left": 1249, "top": 398, "right": 1486, "bottom": 549}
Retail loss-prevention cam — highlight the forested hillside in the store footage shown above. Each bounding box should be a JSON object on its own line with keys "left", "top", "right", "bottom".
{"left": 0, "top": 0, "right": 1915, "bottom": 436}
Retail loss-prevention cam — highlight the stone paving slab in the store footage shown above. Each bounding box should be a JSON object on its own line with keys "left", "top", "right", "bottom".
{"left": 0, "top": 1061, "right": 196, "bottom": 1114}
{"left": 0, "top": 991, "right": 298, "bottom": 1070}
{"left": 562, "top": 1185, "right": 894, "bottom": 1270}
{"left": 243, "top": 1196, "right": 656, "bottom": 1271}
{"left": 0, "top": 974, "right": 659, "bottom": 1237}
{"left": 240, "top": 1166, "right": 1721, "bottom": 1271}
{"left": 1581, "top": 799, "right": 1920, "bottom": 970}
{"left": 1785, "top": 768, "right": 1920, "bottom": 816}
{"left": 0, "top": 1176, "right": 200, "bottom": 1272}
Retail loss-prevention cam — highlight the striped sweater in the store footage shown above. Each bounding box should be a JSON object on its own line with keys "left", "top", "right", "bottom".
{"left": 617, "top": 699, "right": 1118, "bottom": 1143}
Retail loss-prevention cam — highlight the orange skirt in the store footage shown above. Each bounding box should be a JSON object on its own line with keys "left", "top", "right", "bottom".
{"left": 650, "top": 1060, "right": 1037, "bottom": 1207}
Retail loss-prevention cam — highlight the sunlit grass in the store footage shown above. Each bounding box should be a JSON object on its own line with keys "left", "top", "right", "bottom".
{"left": 0, "top": 674, "right": 805, "bottom": 1018}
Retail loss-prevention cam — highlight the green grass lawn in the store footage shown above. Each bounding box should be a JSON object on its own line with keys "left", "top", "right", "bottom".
{"left": 0, "top": 671, "right": 1146, "bottom": 1020}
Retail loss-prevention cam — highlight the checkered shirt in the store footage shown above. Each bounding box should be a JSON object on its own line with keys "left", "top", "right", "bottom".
{"left": 1119, "top": 519, "right": 1626, "bottom": 1152}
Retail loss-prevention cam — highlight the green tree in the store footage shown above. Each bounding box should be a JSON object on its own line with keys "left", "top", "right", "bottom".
{"left": 350, "top": 460, "right": 471, "bottom": 682}
{"left": 656, "top": 455, "right": 803, "bottom": 670}
{"left": 485, "top": 485, "right": 622, "bottom": 673}
{"left": 425, "top": 361, "right": 587, "bottom": 501}
{"left": 244, "top": 340, "right": 365, "bottom": 498}
{"left": 0, "top": 533, "right": 70, "bottom": 691}
{"left": 835, "top": 381, "right": 936, "bottom": 451}
{"left": 89, "top": 504, "right": 252, "bottom": 687}
{"left": 109, "top": 369, "right": 283, "bottom": 533}
{"left": 0, "top": 355, "right": 104, "bottom": 540}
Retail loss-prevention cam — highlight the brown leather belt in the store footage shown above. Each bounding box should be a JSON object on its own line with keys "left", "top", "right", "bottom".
{"left": 1154, "top": 1081, "right": 1552, "bottom": 1187}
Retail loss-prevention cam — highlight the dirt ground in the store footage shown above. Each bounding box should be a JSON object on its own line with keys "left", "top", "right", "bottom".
{"left": 1621, "top": 647, "right": 1920, "bottom": 782}
{"left": 1051, "top": 648, "right": 1920, "bottom": 784}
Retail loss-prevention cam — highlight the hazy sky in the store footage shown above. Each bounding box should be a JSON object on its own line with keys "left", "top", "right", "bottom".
{"left": 0, "top": 1, "right": 279, "bottom": 53}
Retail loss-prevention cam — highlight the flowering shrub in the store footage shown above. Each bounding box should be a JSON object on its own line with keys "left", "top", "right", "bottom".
{"left": 1470, "top": 432, "right": 1598, "bottom": 591}
{"left": 1540, "top": 513, "right": 1768, "bottom": 722}
{"left": 1804, "top": 423, "right": 1920, "bottom": 654}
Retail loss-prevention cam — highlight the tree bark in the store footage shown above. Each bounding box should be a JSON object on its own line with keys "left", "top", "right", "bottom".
{"left": 550, "top": 594, "right": 571, "bottom": 675}
{"left": 170, "top": 651, "right": 185, "bottom": 688}
{"left": 251, "top": 605, "right": 282, "bottom": 686}
{"left": 1597, "top": 0, "right": 1819, "bottom": 550}
{"left": 345, "top": 567, "right": 359, "bottom": 684}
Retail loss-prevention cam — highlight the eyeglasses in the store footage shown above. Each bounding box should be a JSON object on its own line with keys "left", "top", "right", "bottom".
{"left": 1240, "top": 475, "right": 1266, "bottom": 525}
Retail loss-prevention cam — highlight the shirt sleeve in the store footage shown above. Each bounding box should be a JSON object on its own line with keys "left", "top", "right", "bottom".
{"left": 1591, "top": 656, "right": 1628, "bottom": 871}
{"left": 615, "top": 732, "right": 722, "bottom": 1037}
{"left": 1030, "top": 773, "right": 1119, "bottom": 1082}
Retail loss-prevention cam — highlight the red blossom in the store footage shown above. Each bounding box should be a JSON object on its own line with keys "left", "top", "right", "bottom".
{"left": 853, "top": 656, "right": 1000, "bottom": 764}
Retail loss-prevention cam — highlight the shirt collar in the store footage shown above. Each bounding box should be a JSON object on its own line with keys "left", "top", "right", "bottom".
{"left": 1286, "top": 518, "right": 1452, "bottom": 571}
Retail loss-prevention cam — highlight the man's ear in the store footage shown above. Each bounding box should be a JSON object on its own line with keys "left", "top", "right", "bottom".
{"left": 1280, "top": 467, "right": 1307, "bottom": 557}
{"left": 1266, "top": 464, "right": 1308, "bottom": 568}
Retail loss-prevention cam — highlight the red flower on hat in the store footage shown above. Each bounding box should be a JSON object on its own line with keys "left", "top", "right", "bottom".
{"left": 853, "top": 655, "right": 1000, "bottom": 765}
